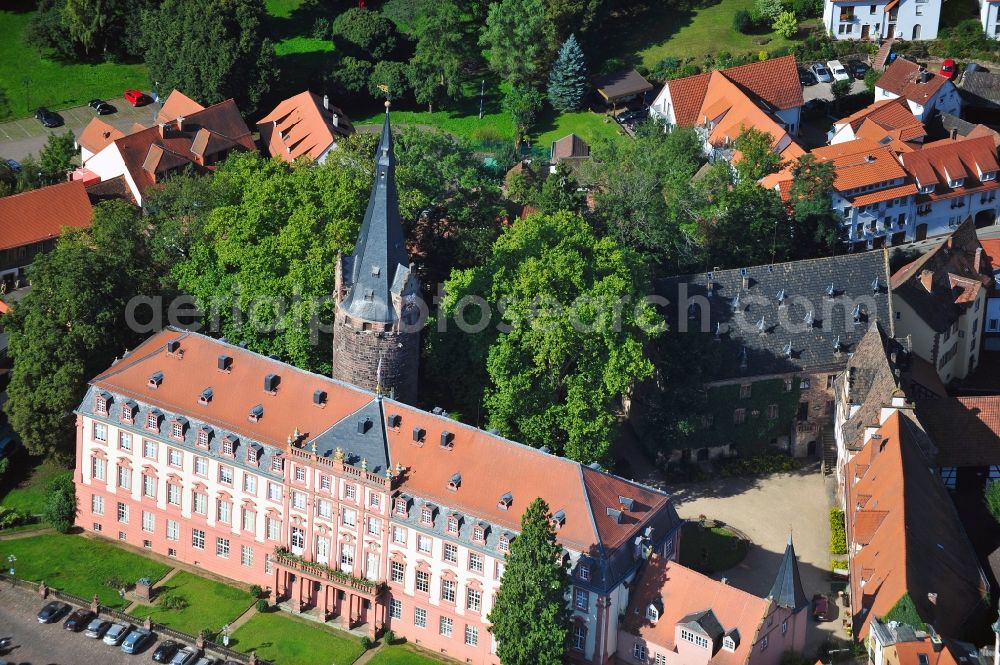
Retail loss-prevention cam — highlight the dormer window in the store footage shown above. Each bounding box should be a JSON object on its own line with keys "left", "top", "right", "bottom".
{"left": 412, "top": 427, "right": 425, "bottom": 445}
{"left": 447, "top": 514, "right": 459, "bottom": 534}
{"left": 498, "top": 492, "right": 513, "bottom": 510}
{"left": 920, "top": 184, "right": 934, "bottom": 194}
{"left": 221, "top": 435, "right": 236, "bottom": 456}
{"left": 578, "top": 563, "right": 590, "bottom": 581}
{"left": 95, "top": 394, "right": 108, "bottom": 415}
{"left": 420, "top": 505, "right": 433, "bottom": 526}
{"left": 473, "top": 524, "right": 485, "bottom": 543}
{"left": 147, "top": 371, "right": 163, "bottom": 389}
{"left": 145, "top": 411, "right": 160, "bottom": 432}
{"left": 271, "top": 455, "right": 283, "bottom": 473}
{"left": 949, "top": 178, "right": 965, "bottom": 188}
{"left": 448, "top": 473, "right": 461, "bottom": 491}
{"left": 387, "top": 413, "right": 401, "bottom": 428}
{"left": 551, "top": 510, "right": 566, "bottom": 529}
{"left": 499, "top": 532, "right": 513, "bottom": 553}
{"left": 170, "top": 419, "right": 186, "bottom": 440}
{"left": 394, "top": 496, "right": 408, "bottom": 516}
{"left": 121, "top": 402, "right": 135, "bottom": 423}
{"left": 983, "top": 171, "right": 997, "bottom": 182}
{"left": 249, "top": 404, "right": 263, "bottom": 423}
{"left": 247, "top": 445, "right": 259, "bottom": 465}
{"left": 196, "top": 428, "right": 210, "bottom": 449}
{"left": 723, "top": 630, "right": 740, "bottom": 652}
{"left": 198, "top": 388, "right": 213, "bottom": 405}
{"left": 645, "top": 604, "right": 659, "bottom": 622}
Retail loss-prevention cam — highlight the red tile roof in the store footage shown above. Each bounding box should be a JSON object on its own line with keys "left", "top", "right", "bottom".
{"left": 917, "top": 396, "right": 1000, "bottom": 466}
{"left": 877, "top": 58, "right": 949, "bottom": 105}
{"left": 77, "top": 118, "right": 125, "bottom": 155}
{"left": 812, "top": 142, "right": 909, "bottom": 191}
{"left": 155, "top": 89, "right": 206, "bottom": 125}
{"left": 257, "top": 91, "right": 354, "bottom": 163}
{"left": 0, "top": 181, "right": 92, "bottom": 251}
{"left": 899, "top": 135, "right": 1000, "bottom": 190}
{"left": 666, "top": 72, "right": 712, "bottom": 126}
{"left": 839, "top": 98, "right": 926, "bottom": 143}
{"left": 721, "top": 54, "right": 804, "bottom": 110}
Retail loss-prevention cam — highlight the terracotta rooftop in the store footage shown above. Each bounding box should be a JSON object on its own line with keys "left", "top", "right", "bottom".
{"left": 666, "top": 72, "right": 712, "bottom": 126}
{"left": 877, "top": 58, "right": 950, "bottom": 106}
{"left": 0, "top": 181, "right": 92, "bottom": 251}
{"left": 155, "top": 89, "right": 206, "bottom": 125}
{"left": 257, "top": 90, "right": 354, "bottom": 163}
{"left": 899, "top": 135, "right": 1000, "bottom": 191}
{"left": 77, "top": 118, "right": 125, "bottom": 155}
{"left": 812, "top": 142, "right": 909, "bottom": 192}
{"left": 720, "top": 54, "right": 805, "bottom": 110}
{"left": 622, "top": 558, "right": 770, "bottom": 665}
{"left": 846, "top": 411, "right": 988, "bottom": 640}
{"left": 917, "top": 396, "right": 1000, "bottom": 466}
{"left": 838, "top": 98, "right": 925, "bottom": 142}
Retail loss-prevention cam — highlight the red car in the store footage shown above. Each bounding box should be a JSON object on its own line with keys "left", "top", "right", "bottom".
{"left": 941, "top": 59, "right": 957, "bottom": 80}
{"left": 123, "top": 89, "right": 147, "bottom": 106}
{"left": 812, "top": 593, "right": 829, "bottom": 621}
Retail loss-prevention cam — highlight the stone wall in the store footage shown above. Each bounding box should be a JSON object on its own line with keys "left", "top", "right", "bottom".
{"left": 331, "top": 311, "right": 419, "bottom": 404}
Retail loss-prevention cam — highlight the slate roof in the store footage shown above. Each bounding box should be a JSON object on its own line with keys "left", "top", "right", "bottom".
{"left": 917, "top": 396, "right": 1000, "bottom": 467}
{"left": 890, "top": 220, "right": 993, "bottom": 332}
{"left": 679, "top": 609, "right": 726, "bottom": 640}
{"left": 767, "top": 536, "right": 808, "bottom": 612}
{"left": 0, "top": 181, "right": 93, "bottom": 251}
{"left": 310, "top": 398, "right": 390, "bottom": 473}
{"left": 656, "top": 251, "right": 892, "bottom": 381}
{"left": 595, "top": 69, "right": 653, "bottom": 102}
{"left": 959, "top": 71, "right": 1000, "bottom": 108}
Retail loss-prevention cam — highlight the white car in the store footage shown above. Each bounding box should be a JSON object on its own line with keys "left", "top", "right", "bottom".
{"left": 826, "top": 60, "right": 850, "bottom": 82}
{"left": 810, "top": 63, "right": 833, "bottom": 83}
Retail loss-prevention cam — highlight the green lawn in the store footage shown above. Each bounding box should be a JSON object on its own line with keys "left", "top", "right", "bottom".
{"left": 0, "top": 453, "right": 72, "bottom": 515}
{"left": 679, "top": 521, "right": 749, "bottom": 573}
{"left": 368, "top": 643, "right": 453, "bottom": 665}
{"left": 128, "top": 570, "right": 253, "bottom": 637}
{"left": 230, "top": 611, "right": 365, "bottom": 665}
{"left": 0, "top": 1, "right": 148, "bottom": 120}
{"left": 0, "top": 533, "right": 170, "bottom": 608}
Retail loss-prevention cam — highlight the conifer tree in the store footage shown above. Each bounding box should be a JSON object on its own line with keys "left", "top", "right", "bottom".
{"left": 547, "top": 34, "right": 589, "bottom": 112}
{"left": 488, "top": 498, "right": 570, "bottom": 665}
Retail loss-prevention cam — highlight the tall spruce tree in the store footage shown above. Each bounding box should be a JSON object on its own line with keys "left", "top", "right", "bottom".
{"left": 547, "top": 34, "right": 588, "bottom": 112}
{"left": 488, "top": 498, "right": 570, "bottom": 665}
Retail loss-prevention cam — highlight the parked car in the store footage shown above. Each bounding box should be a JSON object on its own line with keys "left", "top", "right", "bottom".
{"left": 121, "top": 627, "right": 154, "bottom": 654}
{"left": 152, "top": 640, "right": 181, "bottom": 662}
{"left": 95, "top": 102, "right": 116, "bottom": 115}
{"left": 812, "top": 593, "right": 829, "bottom": 621}
{"left": 941, "top": 58, "right": 957, "bottom": 80}
{"left": 123, "top": 89, "right": 147, "bottom": 106}
{"left": 5, "top": 159, "right": 20, "bottom": 173}
{"left": 826, "top": 60, "right": 850, "bottom": 81}
{"left": 847, "top": 60, "right": 869, "bottom": 80}
{"left": 87, "top": 99, "right": 104, "bottom": 109}
{"left": 193, "top": 658, "right": 219, "bottom": 665}
{"left": 168, "top": 646, "right": 200, "bottom": 665}
{"left": 36, "top": 601, "right": 70, "bottom": 623}
{"left": 34, "top": 107, "right": 63, "bottom": 128}
{"left": 798, "top": 67, "right": 816, "bottom": 86}
{"left": 810, "top": 63, "right": 833, "bottom": 83}
{"left": 102, "top": 621, "right": 132, "bottom": 645}
{"left": 84, "top": 618, "right": 112, "bottom": 638}
{"left": 63, "top": 608, "right": 95, "bottom": 631}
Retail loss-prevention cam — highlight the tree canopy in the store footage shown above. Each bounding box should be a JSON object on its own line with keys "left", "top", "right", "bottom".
{"left": 487, "top": 498, "right": 570, "bottom": 665}
{"left": 481, "top": 0, "right": 548, "bottom": 88}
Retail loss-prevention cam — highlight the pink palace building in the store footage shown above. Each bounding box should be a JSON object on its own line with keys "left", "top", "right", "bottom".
{"left": 73, "top": 109, "right": 684, "bottom": 665}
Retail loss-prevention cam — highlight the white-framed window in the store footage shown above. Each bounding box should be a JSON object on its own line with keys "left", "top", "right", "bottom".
{"left": 343, "top": 508, "right": 357, "bottom": 527}
{"left": 171, "top": 421, "right": 184, "bottom": 439}
{"left": 116, "top": 430, "right": 129, "bottom": 449}
{"left": 441, "top": 578, "right": 456, "bottom": 603}
{"left": 340, "top": 543, "right": 354, "bottom": 569}
{"left": 464, "top": 625, "right": 478, "bottom": 646}
{"left": 344, "top": 483, "right": 356, "bottom": 501}
{"left": 633, "top": 643, "right": 647, "bottom": 661}
{"left": 266, "top": 517, "right": 280, "bottom": 540}
{"left": 192, "top": 528, "right": 205, "bottom": 549}
{"left": 578, "top": 563, "right": 590, "bottom": 581}
{"left": 367, "top": 517, "right": 381, "bottom": 536}
{"left": 167, "top": 519, "right": 179, "bottom": 541}
{"left": 217, "top": 499, "right": 231, "bottom": 523}
{"left": 142, "top": 439, "right": 156, "bottom": 459}
{"left": 291, "top": 526, "right": 305, "bottom": 550}
{"left": 469, "top": 552, "right": 484, "bottom": 573}
{"left": 416, "top": 569, "right": 430, "bottom": 593}
{"left": 494, "top": 561, "right": 504, "bottom": 581}
{"left": 392, "top": 526, "right": 406, "bottom": 544}
{"left": 466, "top": 588, "right": 482, "bottom": 612}
{"left": 243, "top": 474, "right": 257, "bottom": 494}
{"left": 294, "top": 466, "right": 306, "bottom": 483}
{"left": 389, "top": 599, "right": 402, "bottom": 619}
{"left": 241, "top": 545, "right": 253, "bottom": 567}
{"left": 93, "top": 423, "right": 108, "bottom": 443}
{"left": 646, "top": 604, "right": 659, "bottom": 622}
{"left": 417, "top": 535, "right": 432, "bottom": 553}
{"left": 216, "top": 537, "right": 230, "bottom": 558}
{"left": 761, "top": 635, "right": 769, "bottom": 651}
{"left": 142, "top": 511, "right": 155, "bottom": 532}
{"left": 414, "top": 607, "right": 427, "bottom": 628}
{"left": 91, "top": 494, "right": 104, "bottom": 515}
{"left": 167, "top": 484, "right": 181, "bottom": 506}
{"left": 219, "top": 465, "right": 234, "bottom": 485}
{"left": 390, "top": 561, "right": 405, "bottom": 583}
{"left": 268, "top": 483, "right": 282, "bottom": 502}
{"left": 574, "top": 588, "right": 588, "bottom": 611}
{"left": 91, "top": 456, "right": 106, "bottom": 481}
{"left": 194, "top": 456, "right": 208, "bottom": 476}
{"left": 292, "top": 491, "right": 306, "bottom": 510}
{"left": 193, "top": 492, "right": 207, "bottom": 515}
{"left": 444, "top": 542, "right": 458, "bottom": 563}
{"left": 242, "top": 508, "right": 255, "bottom": 532}
{"left": 681, "top": 629, "right": 710, "bottom": 648}
{"left": 572, "top": 624, "right": 586, "bottom": 651}
{"left": 440, "top": 616, "right": 453, "bottom": 637}
{"left": 319, "top": 474, "right": 331, "bottom": 491}
{"left": 117, "top": 465, "right": 131, "bottom": 490}
{"left": 168, "top": 448, "right": 182, "bottom": 467}
{"left": 318, "top": 499, "right": 332, "bottom": 519}
{"left": 656, "top": 654, "right": 667, "bottom": 665}
{"left": 146, "top": 412, "right": 158, "bottom": 430}
{"left": 369, "top": 492, "right": 381, "bottom": 509}
{"left": 142, "top": 474, "right": 156, "bottom": 498}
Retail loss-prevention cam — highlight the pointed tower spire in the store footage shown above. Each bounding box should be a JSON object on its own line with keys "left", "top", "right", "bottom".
{"left": 768, "top": 535, "right": 808, "bottom": 612}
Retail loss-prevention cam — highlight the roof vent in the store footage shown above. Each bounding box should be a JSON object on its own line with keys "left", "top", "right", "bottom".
{"left": 552, "top": 509, "right": 566, "bottom": 527}
{"left": 313, "top": 389, "right": 327, "bottom": 407}
{"left": 249, "top": 404, "right": 264, "bottom": 422}
{"left": 833, "top": 336, "right": 842, "bottom": 353}
{"left": 618, "top": 495, "right": 635, "bottom": 511}
{"left": 387, "top": 413, "right": 401, "bottom": 428}
{"left": 218, "top": 354, "right": 233, "bottom": 372}
{"left": 166, "top": 340, "right": 181, "bottom": 354}
{"left": 865, "top": 154, "right": 876, "bottom": 164}
{"left": 756, "top": 316, "right": 767, "bottom": 335}
{"left": 358, "top": 417, "right": 372, "bottom": 434}
{"left": 826, "top": 283, "right": 836, "bottom": 299}
{"left": 412, "top": 427, "right": 426, "bottom": 444}
{"left": 588, "top": 461, "right": 603, "bottom": 471}
{"left": 872, "top": 276, "right": 881, "bottom": 293}
{"left": 713, "top": 321, "right": 722, "bottom": 340}
{"left": 199, "top": 388, "right": 213, "bottom": 405}
{"left": 742, "top": 275, "right": 752, "bottom": 290}
{"left": 783, "top": 341, "right": 793, "bottom": 358}
{"left": 776, "top": 289, "right": 786, "bottom": 306}
{"left": 730, "top": 292, "right": 741, "bottom": 310}
{"left": 372, "top": 265, "right": 381, "bottom": 277}
{"left": 539, "top": 445, "right": 551, "bottom": 454}
{"left": 804, "top": 309, "right": 815, "bottom": 327}
{"left": 607, "top": 507, "right": 624, "bottom": 523}
{"left": 498, "top": 492, "right": 513, "bottom": 509}
{"left": 448, "top": 473, "right": 461, "bottom": 490}
{"left": 263, "top": 373, "right": 280, "bottom": 394}
{"left": 852, "top": 303, "right": 863, "bottom": 324}
{"left": 687, "top": 303, "right": 699, "bottom": 320}
{"left": 148, "top": 371, "right": 164, "bottom": 389}
{"left": 487, "top": 428, "right": 500, "bottom": 435}
{"left": 440, "top": 431, "right": 454, "bottom": 449}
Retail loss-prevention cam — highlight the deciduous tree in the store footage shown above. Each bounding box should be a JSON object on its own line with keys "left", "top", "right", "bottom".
{"left": 331, "top": 7, "right": 401, "bottom": 61}
{"left": 487, "top": 498, "right": 570, "bottom": 665}
{"left": 408, "top": 0, "right": 469, "bottom": 111}
{"left": 481, "top": 0, "right": 547, "bottom": 87}
{"left": 44, "top": 474, "right": 76, "bottom": 532}
{"left": 39, "top": 130, "right": 77, "bottom": 181}
{"left": 502, "top": 86, "right": 545, "bottom": 149}
{"left": 733, "top": 127, "right": 784, "bottom": 182}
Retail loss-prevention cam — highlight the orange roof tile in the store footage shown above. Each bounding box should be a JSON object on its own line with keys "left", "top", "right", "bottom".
{"left": 849, "top": 182, "right": 917, "bottom": 206}
{"left": 77, "top": 118, "right": 125, "bottom": 155}
{"left": 886, "top": 641, "right": 962, "bottom": 665}
{"left": 155, "top": 89, "right": 206, "bottom": 125}
{"left": 813, "top": 143, "right": 908, "bottom": 191}
{"left": 900, "top": 135, "right": 1000, "bottom": 191}
{"left": 0, "top": 301, "right": 11, "bottom": 315}
{"left": 0, "top": 181, "right": 92, "bottom": 251}
{"left": 257, "top": 91, "right": 354, "bottom": 163}
{"left": 720, "top": 54, "right": 804, "bottom": 110}
{"left": 852, "top": 510, "right": 888, "bottom": 545}
{"left": 666, "top": 72, "right": 712, "bottom": 126}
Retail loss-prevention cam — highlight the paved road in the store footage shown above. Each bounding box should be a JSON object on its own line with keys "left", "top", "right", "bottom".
{"left": 0, "top": 583, "right": 170, "bottom": 665}
{"left": 0, "top": 95, "right": 159, "bottom": 163}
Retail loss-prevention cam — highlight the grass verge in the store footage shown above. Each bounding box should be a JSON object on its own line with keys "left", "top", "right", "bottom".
{"left": 368, "top": 642, "right": 455, "bottom": 664}
{"left": 0, "top": 452, "right": 71, "bottom": 515}
{"left": 678, "top": 521, "right": 750, "bottom": 573}
{"left": 230, "top": 610, "right": 366, "bottom": 665}
{"left": 128, "top": 570, "right": 253, "bottom": 637}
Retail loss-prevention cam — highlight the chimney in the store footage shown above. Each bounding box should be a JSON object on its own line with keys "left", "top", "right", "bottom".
{"left": 331, "top": 113, "right": 339, "bottom": 128}
{"left": 176, "top": 115, "right": 185, "bottom": 131}
{"left": 950, "top": 127, "right": 958, "bottom": 140}
{"left": 919, "top": 269, "right": 934, "bottom": 292}
{"left": 157, "top": 123, "right": 167, "bottom": 138}
{"left": 975, "top": 247, "right": 984, "bottom": 273}
{"left": 323, "top": 94, "right": 329, "bottom": 110}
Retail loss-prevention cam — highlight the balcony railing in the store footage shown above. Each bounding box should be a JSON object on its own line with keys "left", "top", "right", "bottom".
{"left": 273, "top": 548, "right": 386, "bottom": 596}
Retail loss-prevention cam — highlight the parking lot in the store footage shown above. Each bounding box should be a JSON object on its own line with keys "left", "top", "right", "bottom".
{"left": 0, "top": 95, "right": 159, "bottom": 163}
{"left": 0, "top": 583, "right": 211, "bottom": 665}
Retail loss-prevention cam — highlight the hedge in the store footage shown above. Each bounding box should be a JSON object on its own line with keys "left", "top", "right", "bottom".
{"left": 829, "top": 508, "right": 847, "bottom": 555}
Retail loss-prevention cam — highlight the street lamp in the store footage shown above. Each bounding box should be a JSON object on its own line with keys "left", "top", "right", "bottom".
{"left": 222, "top": 623, "right": 231, "bottom": 647}
{"left": 7, "top": 554, "right": 16, "bottom": 577}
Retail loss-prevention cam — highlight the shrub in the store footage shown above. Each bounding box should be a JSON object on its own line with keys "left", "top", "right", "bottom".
{"left": 733, "top": 10, "right": 754, "bottom": 33}
{"left": 312, "top": 17, "right": 331, "bottom": 40}
{"left": 249, "top": 584, "right": 263, "bottom": 599}
{"left": 0, "top": 506, "right": 32, "bottom": 529}
{"left": 360, "top": 636, "right": 372, "bottom": 650}
{"left": 160, "top": 594, "right": 189, "bottom": 611}
{"left": 104, "top": 576, "right": 129, "bottom": 590}
{"left": 985, "top": 480, "right": 1000, "bottom": 523}
{"left": 43, "top": 474, "right": 76, "bottom": 533}
{"left": 384, "top": 629, "right": 396, "bottom": 645}
{"left": 772, "top": 11, "right": 798, "bottom": 39}
{"left": 829, "top": 508, "right": 847, "bottom": 555}
{"left": 864, "top": 67, "right": 881, "bottom": 93}
{"left": 831, "top": 559, "right": 848, "bottom": 571}
{"left": 651, "top": 56, "right": 682, "bottom": 80}
{"left": 755, "top": 0, "right": 785, "bottom": 21}
{"left": 255, "top": 598, "right": 269, "bottom": 612}
{"left": 719, "top": 452, "right": 801, "bottom": 478}
{"left": 0, "top": 457, "right": 9, "bottom": 478}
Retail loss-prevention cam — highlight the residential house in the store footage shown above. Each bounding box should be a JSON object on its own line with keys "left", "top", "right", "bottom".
{"left": 981, "top": 0, "right": 1000, "bottom": 40}
{"left": 890, "top": 220, "right": 994, "bottom": 382}
{"left": 154, "top": 89, "right": 205, "bottom": 126}
{"left": 869, "top": 617, "right": 986, "bottom": 665}
{"left": 875, "top": 58, "right": 961, "bottom": 122}
{"left": 845, "top": 410, "right": 989, "bottom": 641}
{"left": 650, "top": 55, "right": 804, "bottom": 138}
{"left": 76, "top": 91, "right": 255, "bottom": 206}
{"left": 978, "top": 238, "right": 1000, "bottom": 349}
{"left": 823, "top": 0, "right": 941, "bottom": 40}
{"left": 828, "top": 98, "right": 926, "bottom": 147}
{"left": 0, "top": 180, "right": 92, "bottom": 291}
{"left": 617, "top": 539, "right": 808, "bottom": 665}
{"left": 550, "top": 134, "right": 591, "bottom": 174}
{"left": 917, "top": 395, "right": 1000, "bottom": 489}
{"left": 957, "top": 70, "right": 1000, "bottom": 124}
{"left": 655, "top": 250, "right": 892, "bottom": 460}
{"left": 257, "top": 91, "right": 354, "bottom": 164}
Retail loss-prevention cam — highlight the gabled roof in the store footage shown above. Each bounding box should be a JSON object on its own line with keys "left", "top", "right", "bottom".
{"left": 812, "top": 141, "right": 909, "bottom": 192}
{"left": 877, "top": 58, "right": 950, "bottom": 106}
{"left": 77, "top": 118, "right": 125, "bottom": 155}
{"left": 84, "top": 327, "right": 679, "bottom": 580}
{"left": 657, "top": 250, "right": 892, "bottom": 381}
{"left": 595, "top": 69, "right": 653, "bottom": 102}
{"left": 256, "top": 90, "right": 354, "bottom": 162}
{"left": 622, "top": 558, "right": 772, "bottom": 665}
{"left": 666, "top": 72, "right": 712, "bottom": 126}
{"left": 899, "top": 135, "right": 1000, "bottom": 193}
{"left": 917, "top": 396, "right": 1000, "bottom": 467}
{"left": 958, "top": 71, "right": 1000, "bottom": 108}
{"left": 890, "top": 220, "right": 993, "bottom": 332}
{"left": 155, "top": 89, "right": 206, "bottom": 125}
{"left": 847, "top": 411, "right": 988, "bottom": 640}
{"left": 838, "top": 98, "right": 926, "bottom": 143}
{"left": 767, "top": 536, "right": 808, "bottom": 611}
{"left": 0, "top": 181, "right": 93, "bottom": 251}
{"left": 550, "top": 134, "right": 590, "bottom": 162}
{"left": 720, "top": 54, "right": 804, "bottom": 111}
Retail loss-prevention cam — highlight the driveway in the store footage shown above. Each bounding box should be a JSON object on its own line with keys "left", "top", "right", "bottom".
{"left": 801, "top": 76, "right": 868, "bottom": 103}
{"left": 668, "top": 464, "right": 849, "bottom": 655}
{"left": 0, "top": 95, "right": 159, "bottom": 163}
